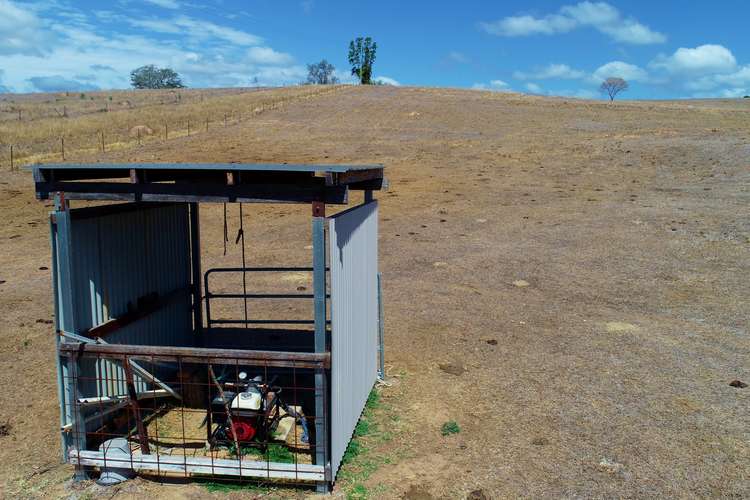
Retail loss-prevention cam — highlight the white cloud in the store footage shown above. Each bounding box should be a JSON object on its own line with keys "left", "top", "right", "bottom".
{"left": 0, "top": 0, "right": 49, "bottom": 55}
{"left": 446, "top": 51, "right": 469, "bottom": 64}
{"left": 480, "top": 14, "right": 576, "bottom": 37}
{"left": 593, "top": 61, "right": 648, "bottom": 82}
{"left": 651, "top": 44, "right": 737, "bottom": 74}
{"left": 714, "top": 65, "right": 750, "bottom": 86}
{"left": 27, "top": 75, "right": 99, "bottom": 92}
{"left": 471, "top": 80, "right": 513, "bottom": 92}
{"left": 0, "top": 3, "right": 304, "bottom": 92}
{"left": 246, "top": 46, "right": 293, "bottom": 65}
{"left": 374, "top": 76, "right": 400, "bottom": 86}
{"left": 514, "top": 63, "right": 586, "bottom": 80}
{"left": 525, "top": 82, "right": 543, "bottom": 94}
{"left": 560, "top": 88, "right": 598, "bottom": 99}
{"left": 680, "top": 64, "right": 750, "bottom": 94}
{"left": 129, "top": 15, "right": 263, "bottom": 46}
{"left": 480, "top": 1, "right": 665, "bottom": 45}
{"left": 143, "top": 0, "right": 180, "bottom": 9}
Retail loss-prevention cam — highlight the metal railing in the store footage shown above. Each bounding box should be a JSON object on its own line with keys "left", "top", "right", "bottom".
{"left": 203, "top": 267, "right": 328, "bottom": 328}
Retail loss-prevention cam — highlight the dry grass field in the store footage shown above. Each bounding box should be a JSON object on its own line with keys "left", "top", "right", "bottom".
{"left": 0, "top": 85, "right": 748, "bottom": 499}
{"left": 0, "top": 85, "right": 343, "bottom": 169}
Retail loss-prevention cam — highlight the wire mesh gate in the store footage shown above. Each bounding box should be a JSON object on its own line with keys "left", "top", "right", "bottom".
{"left": 59, "top": 342, "right": 329, "bottom": 485}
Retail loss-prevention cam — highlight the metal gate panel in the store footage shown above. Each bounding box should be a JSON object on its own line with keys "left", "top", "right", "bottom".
{"left": 53, "top": 203, "right": 192, "bottom": 401}
{"left": 328, "top": 201, "right": 379, "bottom": 479}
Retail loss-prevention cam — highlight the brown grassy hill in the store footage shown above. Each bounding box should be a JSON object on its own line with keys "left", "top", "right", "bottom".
{"left": 0, "top": 86, "right": 748, "bottom": 498}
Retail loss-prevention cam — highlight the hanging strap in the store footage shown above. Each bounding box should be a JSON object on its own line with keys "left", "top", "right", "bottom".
{"left": 222, "top": 203, "right": 229, "bottom": 256}
{"left": 238, "top": 203, "right": 249, "bottom": 327}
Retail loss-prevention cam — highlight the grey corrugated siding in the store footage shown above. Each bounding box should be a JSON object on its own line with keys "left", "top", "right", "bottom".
{"left": 328, "top": 201, "right": 379, "bottom": 480}
{"left": 59, "top": 203, "right": 192, "bottom": 399}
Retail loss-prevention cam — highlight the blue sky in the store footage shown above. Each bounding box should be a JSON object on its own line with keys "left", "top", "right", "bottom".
{"left": 1, "top": 0, "right": 748, "bottom": 99}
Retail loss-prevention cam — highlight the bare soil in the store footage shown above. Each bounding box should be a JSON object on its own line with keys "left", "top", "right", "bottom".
{"left": 0, "top": 86, "right": 748, "bottom": 498}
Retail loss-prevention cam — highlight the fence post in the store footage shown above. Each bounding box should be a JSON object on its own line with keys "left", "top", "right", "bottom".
{"left": 100, "top": 130, "right": 105, "bottom": 153}
{"left": 61, "top": 137, "right": 65, "bottom": 161}
{"left": 224, "top": 113, "right": 227, "bottom": 127}
{"left": 187, "top": 119, "right": 190, "bottom": 136}
{"left": 137, "top": 128, "right": 141, "bottom": 146}
{"left": 205, "top": 118, "right": 209, "bottom": 132}
{"left": 10, "top": 145, "right": 14, "bottom": 171}
{"left": 165, "top": 123, "right": 168, "bottom": 141}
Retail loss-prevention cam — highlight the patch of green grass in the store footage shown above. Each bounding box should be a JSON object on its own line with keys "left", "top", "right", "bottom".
{"left": 342, "top": 436, "right": 363, "bottom": 464}
{"left": 228, "top": 443, "right": 295, "bottom": 464}
{"left": 365, "top": 389, "right": 381, "bottom": 413}
{"left": 348, "top": 484, "right": 369, "bottom": 499}
{"left": 441, "top": 420, "right": 460, "bottom": 436}
{"left": 337, "top": 388, "right": 402, "bottom": 499}
{"left": 354, "top": 417, "right": 373, "bottom": 437}
{"left": 265, "top": 443, "right": 295, "bottom": 464}
{"left": 196, "top": 478, "right": 267, "bottom": 493}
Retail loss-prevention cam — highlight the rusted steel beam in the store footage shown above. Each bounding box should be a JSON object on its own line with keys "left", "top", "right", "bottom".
{"left": 59, "top": 342, "right": 330, "bottom": 369}
{"left": 124, "top": 359, "right": 150, "bottom": 454}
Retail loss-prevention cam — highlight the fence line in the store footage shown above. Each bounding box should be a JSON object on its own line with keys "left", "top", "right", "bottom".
{"left": 2, "top": 85, "right": 346, "bottom": 170}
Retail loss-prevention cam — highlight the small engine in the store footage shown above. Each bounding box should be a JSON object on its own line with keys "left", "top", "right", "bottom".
{"left": 209, "top": 371, "right": 309, "bottom": 448}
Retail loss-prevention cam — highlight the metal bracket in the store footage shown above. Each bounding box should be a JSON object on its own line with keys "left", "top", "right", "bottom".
{"left": 312, "top": 201, "right": 325, "bottom": 217}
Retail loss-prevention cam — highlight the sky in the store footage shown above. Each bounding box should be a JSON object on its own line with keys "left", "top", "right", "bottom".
{"left": 0, "top": 0, "right": 749, "bottom": 99}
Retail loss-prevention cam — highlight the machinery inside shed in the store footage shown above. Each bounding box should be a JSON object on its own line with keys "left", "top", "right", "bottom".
{"left": 32, "top": 162, "right": 386, "bottom": 492}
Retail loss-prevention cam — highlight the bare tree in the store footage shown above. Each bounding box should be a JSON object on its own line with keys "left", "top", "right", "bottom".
{"left": 306, "top": 60, "right": 339, "bottom": 85}
{"left": 600, "top": 77, "right": 628, "bottom": 101}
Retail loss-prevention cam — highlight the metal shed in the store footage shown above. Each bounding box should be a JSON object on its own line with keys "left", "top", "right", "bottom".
{"left": 32, "top": 162, "right": 386, "bottom": 492}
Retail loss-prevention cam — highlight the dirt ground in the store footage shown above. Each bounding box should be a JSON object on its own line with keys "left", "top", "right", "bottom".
{"left": 0, "top": 86, "right": 748, "bottom": 498}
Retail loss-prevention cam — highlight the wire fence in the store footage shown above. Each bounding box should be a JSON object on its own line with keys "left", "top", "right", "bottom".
{"left": 1, "top": 85, "right": 345, "bottom": 171}
{"left": 60, "top": 344, "right": 328, "bottom": 487}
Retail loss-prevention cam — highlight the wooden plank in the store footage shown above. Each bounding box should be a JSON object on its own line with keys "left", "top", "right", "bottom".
{"left": 331, "top": 168, "right": 384, "bottom": 185}
{"left": 69, "top": 450, "right": 325, "bottom": 481}
{"left": 78, "top": 389, "right": 169, "bottom": 406}
{"left": 60, "top": 332, "right": 183, "bottom": 400}
{"left": 84, "top": 287, "right": 188, "bottom": 339}
{"left": 59, "top": 342, "right": 330, "bottom": 368}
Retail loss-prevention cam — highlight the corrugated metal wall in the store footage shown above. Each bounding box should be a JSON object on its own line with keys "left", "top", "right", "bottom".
{"left": 328, "top": 201, "right": 379, "bottom": 479}
{"left": 56, "top": 203, "right": 192, "bottom": 399}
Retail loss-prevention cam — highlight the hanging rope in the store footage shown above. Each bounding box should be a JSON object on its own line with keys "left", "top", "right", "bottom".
{"left": 237, "top": 203, "right": 249, "bottom": 327}
{"left": 222, "top": 203, "right": 229, "bottom": 256}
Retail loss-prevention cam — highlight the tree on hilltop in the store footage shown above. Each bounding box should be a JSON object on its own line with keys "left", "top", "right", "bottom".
{"left": 600, "top": 77, "right": 628, "bottom": 101}
{"left": 306, "top": 60, "right": 339, "bottom": 84}
{"left": 130, "top": 65, "right": 185, "bottom": 89}
{"left": 348, "top": 37, "right": 377, "bottom": 85}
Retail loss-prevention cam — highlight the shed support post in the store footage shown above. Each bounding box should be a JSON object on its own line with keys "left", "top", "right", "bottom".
{"left": 377, "top": 272, "right": 385, "bottom": 380}
{"left": 364, "top": 189, "right": 373, "bottom": 203}
{"left": 312, "top": 202, "right": 329, "bottom": 493}
{"left": 189, "top": 203, "right": 203, "bottom": 343}
{"left": 53, "top": 193, "right": 77, "bottom": 465}
{"left": 68, "top": 352, "right": 88, "bottom": 481}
